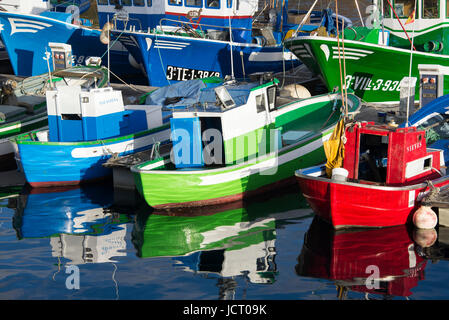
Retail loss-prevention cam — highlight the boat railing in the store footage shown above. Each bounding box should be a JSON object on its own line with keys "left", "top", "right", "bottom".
{"left": 157, "top": 18, "right": 252, "bottom": 39}
{"left": 112, "top": 11, "right": 143, "bottom": 33}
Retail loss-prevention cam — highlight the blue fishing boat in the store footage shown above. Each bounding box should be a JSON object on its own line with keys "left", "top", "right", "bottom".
{"left": 403, "top": 94, "right": 449, "bottom": 166}
{"left": 0, "top": 4, "right": 141, "bottom": 78}
{"left": 101, "top": 0, "right": 350, "bottom": 86}
{"left": 15, "top": 84, "right": 172, "bottom": 188}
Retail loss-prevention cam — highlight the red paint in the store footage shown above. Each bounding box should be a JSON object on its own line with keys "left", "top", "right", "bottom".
{"left": 165, "top": 12, "right": 252, "bottom": 19}
{"left": 297, "top": 217, "right": 426, "bottom": 297}
{"left": 29, "top": 176, "right": 109, "bottom": 188}
{"left": 297, "top": 122, "right": 449, "bottom": 228}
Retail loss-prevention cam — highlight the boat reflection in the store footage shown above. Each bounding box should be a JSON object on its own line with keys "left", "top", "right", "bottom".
{"left": 132, "top": 186, "right": 313, "bottom": 296}
{"left": 296, "top": 216, "right": 428, "bottom": 299}
{"left": 13, "top": 184, "right": 132, "bottom": 265}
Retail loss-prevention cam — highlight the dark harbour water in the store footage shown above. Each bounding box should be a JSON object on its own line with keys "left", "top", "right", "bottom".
{"left": 1, "top": 182, "right": 449, "bottom": 302}
{"left": 1, "top": 0, "right": 448, "bottom": 306}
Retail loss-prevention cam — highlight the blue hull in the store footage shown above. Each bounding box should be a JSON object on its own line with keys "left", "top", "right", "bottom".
{"left": 115, "top": 31, "right": 301, "bottom": 87}
{"left": 17, "top": 127, "right": 171, "bottom": 187}
{"left": 0, "top": 11, "right": 142, "bottom": 78}
{"left": 16, "top": 185, "right": 114, "bottom": 239}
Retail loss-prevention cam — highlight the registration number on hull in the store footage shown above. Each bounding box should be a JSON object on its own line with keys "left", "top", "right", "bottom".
{"left": 166, "top": 65, "right": 221, "bottom": 81}
{"left": 344, "top": 75, "right": 401, "bottom": 92}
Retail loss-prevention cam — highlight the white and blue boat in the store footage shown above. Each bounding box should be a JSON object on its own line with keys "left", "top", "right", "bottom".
{"left": 0, "top": 1, "right": 142, "bottom": 79}
{"left": 101, "top": 0, "right": 350, "bottom": 86}
{"left": 14, "top": 84, "right": 172, "bottom": 187}
{"left": 403, "top": 94, "right": 449, "bottom": 166}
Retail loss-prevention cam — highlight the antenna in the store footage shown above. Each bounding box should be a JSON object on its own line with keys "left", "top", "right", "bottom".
{"left": 43, "top": 48, "right": 53, "bottom": 89}
{"left": 228, "top": 15, "right": 234, "bottom": 79}
{"left": 107, "top": 15, "right": 110, "bottom": 85}
{"left": 405, "top": 0, "right": 417, "bottom": 127}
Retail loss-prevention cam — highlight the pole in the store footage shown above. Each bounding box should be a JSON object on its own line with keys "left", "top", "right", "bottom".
{"left": 405, "top": 0, "right": 417, "bottom": 127}
{"left": 107, "top": 15, "right": 110, "bottom": 85}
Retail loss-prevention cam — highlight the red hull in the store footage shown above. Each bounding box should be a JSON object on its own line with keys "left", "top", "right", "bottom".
{"left": 296, "top": 216, "right": 427, "bottom": 297}
{"left": 296, "top": 174, "right": 449, "bottom": 229}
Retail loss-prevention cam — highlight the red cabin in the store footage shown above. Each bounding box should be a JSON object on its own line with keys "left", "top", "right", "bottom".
{"left": 343, "top": 122, "right": 444, "bottom": 186}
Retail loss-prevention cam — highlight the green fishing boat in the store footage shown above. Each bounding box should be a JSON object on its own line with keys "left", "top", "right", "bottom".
{"left": 284, "top": 0, "right": 449, "bottom": 105}
{"left": 131, "top": 77, "right": 361, "bottom": 209}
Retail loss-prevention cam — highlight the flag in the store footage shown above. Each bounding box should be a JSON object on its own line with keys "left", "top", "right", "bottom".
{"left": 405, "top": 10, "right": 415, "bottom": 25}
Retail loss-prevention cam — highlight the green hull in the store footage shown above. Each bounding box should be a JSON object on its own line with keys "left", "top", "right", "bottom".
{"left": 285, "top": 35, "right": 449, "bottom": 104}
{"left": 132, "top": 93, "right": 361, "bottom": 208}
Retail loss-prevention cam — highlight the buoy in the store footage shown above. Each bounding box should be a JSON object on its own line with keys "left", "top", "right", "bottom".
{"left": 413, "top": 205, "right": 438, "bottom": 229}
{"left": 100, "top": 22, "right": 114, "bottom": 45}
{"left": 279, "top": 83, "right": 311, "bottom": 99}
{"left": 413, "top": 228, "right": 437, "bottom": 248}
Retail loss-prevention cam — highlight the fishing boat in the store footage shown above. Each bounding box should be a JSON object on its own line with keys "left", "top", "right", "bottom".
{"left": 284, "top": 0, "right": 449, "bottom": 105}
{"left": 0, "top": 2, "right": 142, "bottom": 79}
{"left": 0, "top": 65, "right": 109, "bottom": 171}
{"left": 403, "top": 92, "right": 449, "bottom": 165}
{"left": 107, "top": 0, "right": 351, "bottom": 86}
{"left": 14, "top": 83, "right": 171, "bottom": 187}
{"left": 131, "top": 76, "right": 361, "bottom": 209}
{"left": 296, "top": 216, "right": 427, "bottom": 298}
{"left": 295, "top": 120, "right": 449, "bottom": 229}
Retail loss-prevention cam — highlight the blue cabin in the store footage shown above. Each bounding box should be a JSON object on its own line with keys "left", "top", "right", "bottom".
{"left": 45, "top": 86, "right": 149, "bottom": 142}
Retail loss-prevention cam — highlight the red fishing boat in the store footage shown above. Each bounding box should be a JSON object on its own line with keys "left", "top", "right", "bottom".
{"left": 296, "top": 216, "right": 427, "bottom": 298}
{"left": 295, "top": 121, "right": 449, "bottom": 229}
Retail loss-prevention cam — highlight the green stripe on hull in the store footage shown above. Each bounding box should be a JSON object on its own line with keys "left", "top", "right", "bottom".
{"left": 286, "top": 36, "right": 449, "bottom": 103}
{"left": 0, "top": 115, "right": 48, "bottom": 139}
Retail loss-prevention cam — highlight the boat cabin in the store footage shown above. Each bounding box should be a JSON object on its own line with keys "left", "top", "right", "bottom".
{"left": 43, "top": 86, "right": 162, "bottom": 142}
{"left": 96, "top": 0, "right": 298, "bottom": 44}
{"left": 168, "top": 79, "right": 281, "bottom": 168}
{"left": 342, "top": 122, "right": 445, "bottom": 185}
{"left": 373, "top": 0, "right": 449, "bottom": 53}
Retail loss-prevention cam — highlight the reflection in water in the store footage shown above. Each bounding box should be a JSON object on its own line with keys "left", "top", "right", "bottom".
{"left": 12, "top": 184, "right": 132, "bottom": 265}
{"left": 131, "top": 186, "right": 314, "bottom": 299}
{"left": 296, "top": 217, "right": 428, "bottom": 299}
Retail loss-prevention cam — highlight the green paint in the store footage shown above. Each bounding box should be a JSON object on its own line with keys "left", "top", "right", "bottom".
{"left": 132, "top": 93, "right": 360, "bottom": 208}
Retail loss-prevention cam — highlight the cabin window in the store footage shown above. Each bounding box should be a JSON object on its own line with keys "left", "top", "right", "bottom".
{"left": 227, "top": 0, "right": 232, "bottom": 8}
{"left": 393, "top": 0, "right": 416, "bottom": 18}
{"left": 98, "top": 0, "right": 108, "bottom": 5}
{"left": 168, "top": 0, "right": 182, "bottom": 5}
{"left": 133, "top": 0, "right": 145, "bottom": 5}
{"left": 121, "top": 0, "right": 132, "bottom": 5}
{"left": 267, "top": 86, "right": 276, "bottom": 111}
{"left": 382, "top": 0, "right": 391, "bottom": 17}
{"left": 206, "top": 0, "right": 220, "bottom": 8}
{"left": 256, "top": 94, "right": 267, "bottom": 113}
{"left": 423, "top": 0, "right": 439, "bottom": 17}
{"left": 148, "top": 0, "right": 152, "bottom": 6}
{"left": 185, "top": 0, "right": 202, "bottom": 7}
